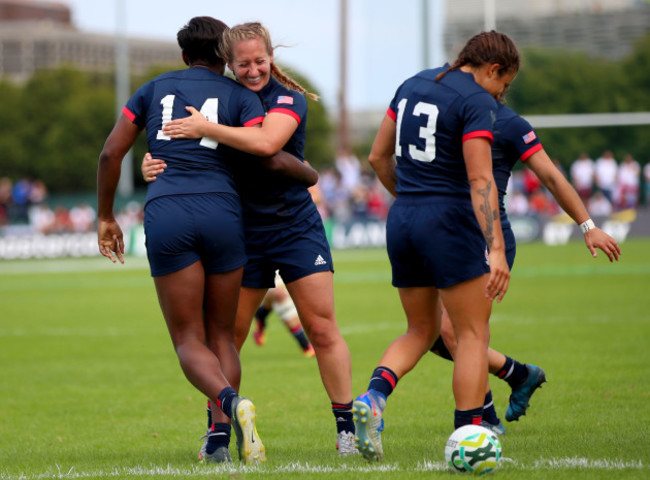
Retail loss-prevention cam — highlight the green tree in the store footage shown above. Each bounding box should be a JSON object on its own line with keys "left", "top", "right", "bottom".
{"left": 16, "top": 68, "right": 115, "bottom": 191}
{"left": 509, "top": 47, "right": 628, "bottom": 114}
{"left": 620, "top": 34, "right": 650, "bottom": 165}
{"left": 0, "top": 80, "right": 25, "bottom": 179}
{"left": 299, "top": 80, "right": 335, "bottom": 170}
{"left": 508, "top": 42, "right": 648, "bottom": 168}
{"left": 621, "top": 34, "right": 650, "bottom": 109}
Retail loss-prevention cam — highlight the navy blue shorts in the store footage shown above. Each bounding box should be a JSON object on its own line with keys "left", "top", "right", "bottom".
{"left": 387, "top": 195, "right": 490, "bottom": 289}
{"left": 144, "top": 193, "right": 246, "bottom": 277}
{"left": 242, "top": 210, "right": 333, "bottom": 288}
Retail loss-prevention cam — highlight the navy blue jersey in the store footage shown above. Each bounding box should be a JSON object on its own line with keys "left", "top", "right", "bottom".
{"left": 232, "top": 76, "right": 317, "bottom": 230}
{"left": 388, "top": 66, "right": 498, "bottom": 197}
{"left": 123, "top": 67, "right": 265, "bottom": 205}
{"left": 492, "top": 103, "right": 543, "bottom": 222}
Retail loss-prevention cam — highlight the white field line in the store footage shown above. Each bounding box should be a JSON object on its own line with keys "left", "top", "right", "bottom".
{"left": 0, "top": 458, "right": 646, "bottom": 479}
{"left": 0, "top": 314, "right": 511, "bottom": 338}
{"left": 339, "top": 313, "right": 510, "bottom": 336}
{"left": 0, "top": 257, "right": 150, "bottom": 275}
{"left": 0, "top": 327, "right": 132, "bottom": 337}
{"left": 3, "top": 255, "right": 649, "bottom": 278}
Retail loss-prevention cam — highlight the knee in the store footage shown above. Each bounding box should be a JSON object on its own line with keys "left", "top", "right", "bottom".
{"left": 406, "top": 321, "right": 438, "bottom": 346}
{"left": 303, "top": 317, "right": 338, "bottom": 349}
{"left": 174, "top": 339, "right": 201, "bottom": 366}
{"left": 272, "top": 286, "right": 290, "bottom": 303}
{"left": 272, "top": 296, "right": 299, "bottom": 325}
{"left": 455, "top": 323, "right": 490, "bottom": 346}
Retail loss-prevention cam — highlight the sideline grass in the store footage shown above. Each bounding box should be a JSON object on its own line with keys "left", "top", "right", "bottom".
{"left": 1, "top": 239, "right": 649, "bottom": 479}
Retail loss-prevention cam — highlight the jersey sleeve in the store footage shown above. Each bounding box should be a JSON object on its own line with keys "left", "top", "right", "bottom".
{"left": 460, "top": 92, "right": 497, "bottom": 144}
{"left": 388, "top": 80, "right": 407, "bottom": 121}
{"left": 503, "top": 115, "right": 543, "bottom": 162}
{"left": 233, "top": 87, "right": 266, "bottom": 127}
{"left": 123, "top": 82, "right": 152, "bottom": 128}
{"left": 267, "top": 90, "right": 307, "bottom": 125}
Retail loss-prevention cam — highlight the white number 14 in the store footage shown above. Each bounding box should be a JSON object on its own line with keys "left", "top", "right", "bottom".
{"left": 156, "top": 95, "right": 219, "bottom": 150}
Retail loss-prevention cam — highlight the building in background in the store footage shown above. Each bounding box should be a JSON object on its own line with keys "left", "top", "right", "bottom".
{"left": 349, "top": 0, "right": 649, "bottom": 143}
{"left": 0, "top": 0, "right": 180, "bottom": 80}
{"left": 444, "top": 0, "right": 650, "bottom": 60}
{"left": 1, "top": 0, "right": 648, "bottom": 85}
{"left": 446, "top": 0, "right": 637, "bottom": 21}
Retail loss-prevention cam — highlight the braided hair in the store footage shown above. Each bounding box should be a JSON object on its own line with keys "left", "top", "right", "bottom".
{"left": 436, "top": 30, "right": 519, "bottom": 82}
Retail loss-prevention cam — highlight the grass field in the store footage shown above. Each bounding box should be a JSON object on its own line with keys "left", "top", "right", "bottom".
{"left": 1, "top": 239, "right": 649, "bottom": 479}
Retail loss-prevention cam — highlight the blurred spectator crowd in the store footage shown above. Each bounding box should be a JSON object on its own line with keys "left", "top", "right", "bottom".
{"left": 1, "top": 150, "right": 649, "bottom": 236}
{"left": 506, "top": 150, "right": 648, "bottom": 218}
{"left": 0, "top": 176, "right": 143, "bottom": 235}
{"left": 321, "top": 149, "right": 650, "bottom": 223}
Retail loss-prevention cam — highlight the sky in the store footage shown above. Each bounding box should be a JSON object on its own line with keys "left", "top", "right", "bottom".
{"left": 62, "top": 0, "right": 447, "bottom": 113}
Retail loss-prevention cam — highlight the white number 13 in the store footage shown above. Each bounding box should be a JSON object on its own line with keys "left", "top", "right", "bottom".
{"left": 395, "top": 99, "right": 438, "bottom": 162}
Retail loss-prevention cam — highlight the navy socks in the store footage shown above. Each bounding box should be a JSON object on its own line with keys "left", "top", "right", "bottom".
{"left": 368, "top": 366, "right": 399, "bottom": 398}
{"left": 332, "top": 401, "right": 355, "bottom": 434}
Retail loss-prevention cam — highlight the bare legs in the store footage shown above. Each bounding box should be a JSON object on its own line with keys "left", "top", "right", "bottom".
{"left": 439, "top": 274, "right": 492, "bottom": 410}
{"left": 234, "top": 287, "right": 269, "bottom": 352}
{"left": 371, "top": 274, "right": 493, "bottom": 413}
{"left": 439, "top": 303, "right": 507, "bottom": 375}
{"left": 214, "top": 271, "right": 353, "bottom": 424}
{"left": 286, "top": 271, "right": 352, "bottom": 404}
{"left": 380, "top": 286, "right": 442, "bottom": 377}
{"left": 154, "top": 261, "right": 243, "bottom": 405}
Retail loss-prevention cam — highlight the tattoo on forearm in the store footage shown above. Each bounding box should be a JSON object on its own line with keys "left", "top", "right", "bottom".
{"left": 478, "top": 181, "right": 498, "bottom": 249}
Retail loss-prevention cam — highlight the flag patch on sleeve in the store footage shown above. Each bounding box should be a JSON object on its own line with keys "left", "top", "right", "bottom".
{"left": 277, "top": 95, "right": 294, "bottom": 105}
{"left": 522, "top": 131, "right": 537, "bottom": 144}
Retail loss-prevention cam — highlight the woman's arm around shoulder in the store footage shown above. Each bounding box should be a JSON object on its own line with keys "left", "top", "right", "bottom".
{"left": 162, "top": 106, "right": 297, "bottom": 157}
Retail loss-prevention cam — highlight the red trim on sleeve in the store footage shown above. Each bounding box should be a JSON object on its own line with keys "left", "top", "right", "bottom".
{"left": 268, "top": 107, "right": 301, "bottom": 124}
{"left": 462, "top": 130, "right": 493, "bottom": 144}
{"left": 243, "top": 116, "right": 265, "bottom": 127}
{"left": 122, "top": 106, "right": 136, "bottom": 122}
{"left": 520, "top": 143, "right": 543, "bottom": 162}
{"left": 387, "top": 107, "right": 397, "bottom": 121}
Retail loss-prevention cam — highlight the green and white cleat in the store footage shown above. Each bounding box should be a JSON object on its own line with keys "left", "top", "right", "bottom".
{"left": 352, "top": 391, "right": 385, "bottom": 461}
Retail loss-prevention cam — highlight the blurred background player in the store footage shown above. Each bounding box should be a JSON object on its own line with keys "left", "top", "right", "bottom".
{"left": 252, "top": 272, "right": 316, "bottom": 358}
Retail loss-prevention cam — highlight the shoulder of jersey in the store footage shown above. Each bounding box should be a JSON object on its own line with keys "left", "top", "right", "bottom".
{"left": 436, "top": 70, "right": 486, "bottom": 98}
{"left": 415, "top": 66, "right": 446, "bottom": 80}
{"left": 496, "top": 103, "right": 517, "bottom": 122}
{"left": 270, "top": 89, "right": 307, "bottom": 110}
{"left": 152, "top": 68, "right": 187, "bottom": 82}
{"left": 268, "top": 78, "right": 305, "bottom": 99}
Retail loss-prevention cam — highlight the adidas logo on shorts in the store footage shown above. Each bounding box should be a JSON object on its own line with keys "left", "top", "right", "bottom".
{"left": 314, "top": 255, "right": 327, "bottom": 266}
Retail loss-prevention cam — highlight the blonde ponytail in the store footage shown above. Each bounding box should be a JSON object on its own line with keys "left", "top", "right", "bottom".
{"left": 270, "top": 63, "right": 319, "bottom": 101}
